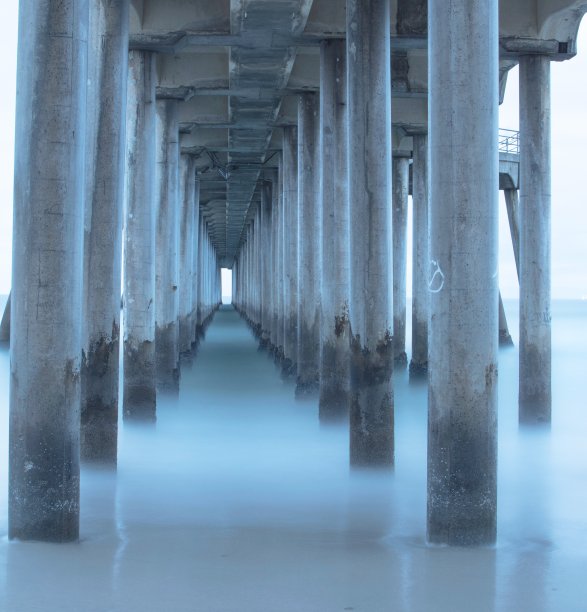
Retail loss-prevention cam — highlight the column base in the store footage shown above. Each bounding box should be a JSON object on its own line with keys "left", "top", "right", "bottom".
{"left": 499, "top": 330, "right": 514, "bottom": 347}
{"left": 349, "top": 335, "right": 394, "bottom": 467}
{"left": 81, "top": 400, "right": 118, "bottom": 466}
{"left": 295, "top": 374, "right": 320, "bottom": 399}
{"left": 281, "top": 357, "right": 297, "bottom": 379}
{"left": 319, "top": 387, "right": 350, "bottom": 423}
{"left": 519, "top": 399, "right": 551, "bottom": 425}
{"left": 9, "top": 425, "right": 80, "bottom": 542}
{"left": 155, "top": 323, "right": 180, "bottom": 391}
{"left": 124, "top": 338, "right": 156, "bottom": 421}
{"left": 409, "top": 360, "right": 428, "bottom": 380}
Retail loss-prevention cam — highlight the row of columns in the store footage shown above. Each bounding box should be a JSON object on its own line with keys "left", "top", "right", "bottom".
{"left": 233, "top": 0, "right": 552, "bottom": 546}
{"left": 9, "top": 0, "right": 552, "bottom": 546}
{"left": 9, "top": 1, "right": 221, "bottom": 541}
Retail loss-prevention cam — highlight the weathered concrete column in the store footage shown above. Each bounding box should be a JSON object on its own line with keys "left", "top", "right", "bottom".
{"left": 276, "top": 163, "right": 285, "bottom": 361}
{"left": 498, "top": 293, "right": 513, "bottom": 346}
{"left": 504, "top": 189, "right": 521, "bottom": 278}
{"left": 282, "top": 127, "right": 299, "bottom": 376}
{"left": 519, "top": 55, "right": 551, "bottom": 424}
{"left": 392, "top": 155, "right": 409, "bottom": 366}
{"left": 428, "top": 0, "right": 498, "bottom": 545}
{"left": 10, "top": 0, "right": 89, "bottom": 541}
{"left": 200, "top": 225, "right": 208, "bottom": 325}
{"left": 124, "top": 50, "right": 157, "bottom": 422}
{"left": 347, "top": 0, "right": 394, "bottom": 466}
{"left": 252, "top": 214, "right": 261, "bottom": 332}
{"left": 410, "top": 134, "right": 429, "bottom": 376}
{"left": 190, "top": 179, "right": 200, "bottom": 345}
{"left": 269, "top": 168, "right": 281, "bottom": 354}
{"left": 260, "top": 178, "right": 273, "bottom": 347}
{"left": 81, "top": 0, "right": 129, "bottom": 465}
{"left": 319, "top": 39, "right": 350, "bottom": 422}
{"left": 195, "top": 214, "right": 205, "bottom": 338}
{"left": 296, "top": 93, "right": 321, "bottom": 397}
{"left": 178, "top": 154, "right": 195, "bottom": 355}
{"left": 155, "top": 99, "right": 180, "bottom": 391}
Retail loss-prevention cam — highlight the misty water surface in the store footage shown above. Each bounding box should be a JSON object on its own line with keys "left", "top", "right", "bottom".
{"left": 0, "top": 301, "right": 585, "bottom": 611}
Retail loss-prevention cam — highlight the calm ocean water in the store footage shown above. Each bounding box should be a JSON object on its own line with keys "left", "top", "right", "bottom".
{"left": 0, "top": 300, "right": 585, "bottom": 611}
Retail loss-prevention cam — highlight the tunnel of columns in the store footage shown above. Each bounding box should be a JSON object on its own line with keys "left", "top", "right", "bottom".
{"left": 6, "top": 0, "right": 586, "bottom": 546}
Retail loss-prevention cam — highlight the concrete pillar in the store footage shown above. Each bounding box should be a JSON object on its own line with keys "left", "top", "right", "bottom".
{"left": 410, "top": 134, "right": 429, "bottom": 376}
{"left": 81, "top": 0, "right": 129, "bottom": 465}
{"left": 10, "top": 0, "right": 89, "bottom": 542}
{"left": 392, "top": 155, "right": 409, "bottom": 366}
{"left": 269, "top": 169, "right": 280, "bottom": 354}
{"left": 124, "top": 50, "right": 157, "bottom": 422}
{"left": 0, "top": 292, "right": 10, "bottom": 342}
{"left": 260, "top": 179, "right": 273, "bottom": 347}
{"left": 428, "top": 0, "right": 498, "bottom": 545}
{"left": 504, "top": 189, "right": 521, "bottom": 278}
{"left": 195, "top": 214, "right": 204, "bottom": 338}
{"left": 190, "top": 187, "right": 200, "bottom": 345}
{"left": 519, "top": 55, "right": 551, "bottom": 424}
{"left": 200, "top": 224, "right": 208, "bottom": 326}
{"left": 155, "top": 99, "right": 180, "bottom": 390}
{"left": 276, "top": 158, "right": 286, "bottom": 363}
{"left": 282, "top": 127, "right": 299, "bottom": 376}
{"left": 296, "top": 93, "right": 321, "bottom": 397}
{"left": 178, "top": 154, "right": 195, "bottom": 355}
{"left": 252, "top": 214, "right": 260, "bottom": 333}
{"left": 199, "top": 222, "right": 209, "bottom": 329}
{"left": 319, "top": 39, "right": 350, "bottom": 422}
{"left": 499, "top": 293, "right": 513, "bottom": 346}
{"left": 347, "top": 0, "right": 394, "bottom": 466}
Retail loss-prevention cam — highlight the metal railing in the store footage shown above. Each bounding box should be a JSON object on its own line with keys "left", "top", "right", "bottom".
{"left": 499, "top": 128, "right": 519, "bottom": 155}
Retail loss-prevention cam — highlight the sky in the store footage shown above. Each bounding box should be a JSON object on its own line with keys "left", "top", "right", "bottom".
{"left": 0, "top": 3, "right": 585, "bottom": 299}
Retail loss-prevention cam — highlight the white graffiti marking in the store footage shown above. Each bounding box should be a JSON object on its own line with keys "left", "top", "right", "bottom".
{"left": 428, "top": 260, "right": 445, "bottom": 293}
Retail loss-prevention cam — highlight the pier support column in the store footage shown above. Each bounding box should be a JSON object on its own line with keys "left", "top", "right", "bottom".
{"left": 297, "top": 93, "right": 321, "bottom": 397}
{"left": 269, "top": 168, "right": 281, "bottom": 355}
{"left": 81, "top": 0, "right": 129, "bottom": 464}
{"left": 347, "top": 0, "right": 394, "bottom": 466}
{"left": 519, "top": 55, "right": 551, "bottom": 424}
{"left": 155, "top": 99, "right": 180, "bottom": 391}
{"left": 319, "top": 39, "right": 351, "bottom": 422}
{"left": 499, "top": 293, "right": 513, "bottom": 346}
{"left": 260, "top": 178, "right": 273, "bottom": 347}
{"left": 124, "top": 51, "right": 157, "bottom": 421}
{"left": 504, "top": 189, "right": 521, "bottom": 277}
{"left": 10, "top": 0, "right": 88, "bottom": 541}
{"left": 410, "top": 133, "right": 429, "bottom": 377}
{"left": 179, "top": 154, "right": 195, "bottom": 355}
{"left": 190, "top": 180, "right": 201, "bottom": 346}
{"left": 392, "top": 155, "right": 409, "bottom": 366}
{"left": 428, "top": 0, "right": 498, "bottom": 545}
{"left": 282, "top": 127, "right": 299, "bottom": 376}
{"left": 276, "top": 161, "right": 285, "bottom": 362}
{"left": 195, "top": 213, "right": 205, "bottom": 340}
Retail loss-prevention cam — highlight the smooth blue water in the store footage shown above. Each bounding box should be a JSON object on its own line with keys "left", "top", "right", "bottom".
{"left": 0, "top": 301, "right": 585, "bottom": 611}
